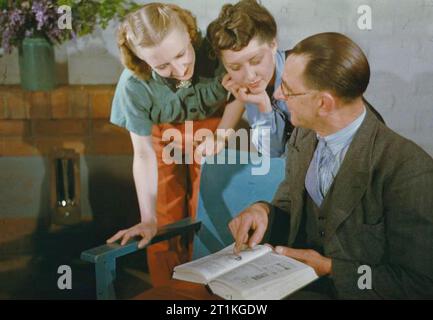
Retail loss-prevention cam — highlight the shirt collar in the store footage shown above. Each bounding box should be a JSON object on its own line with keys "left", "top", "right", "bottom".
{"left": 317, "top": 105, "right": 367, "bottom": 153}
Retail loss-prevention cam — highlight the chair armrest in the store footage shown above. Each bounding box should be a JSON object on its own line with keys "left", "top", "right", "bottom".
{"left": 81, "top": 217, "right": 201, "bottom": 263}
{"left": 80, "top": 217, "right": 201, "bottom": 300}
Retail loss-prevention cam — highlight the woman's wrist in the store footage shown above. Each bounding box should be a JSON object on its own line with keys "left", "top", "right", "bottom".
{"left": 258, "top": 96, "right": 272, "bottom": 113}
{"left": 141, "top": 214, "right": 157, "bottom": 224}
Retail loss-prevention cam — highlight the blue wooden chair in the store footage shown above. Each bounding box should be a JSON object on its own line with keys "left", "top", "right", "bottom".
{"left": 81, "top": 150, "right": 286, "bottom": 299}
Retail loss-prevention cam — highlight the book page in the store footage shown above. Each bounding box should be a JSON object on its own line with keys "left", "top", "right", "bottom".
{"left": 209, "top": 251, "right": 316, "bottom": 296}
{"left": 173, "top": 244, "right": 271, "bottom": 283}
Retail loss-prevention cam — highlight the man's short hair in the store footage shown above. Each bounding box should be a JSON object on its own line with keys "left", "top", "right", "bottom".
{"left": 290, "top": 32, "right": 370, "bottom": 102}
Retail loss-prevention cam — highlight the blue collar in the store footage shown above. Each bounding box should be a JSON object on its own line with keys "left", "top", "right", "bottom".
{"left": 317, "top": 106, "right": 367, "bottom": 154}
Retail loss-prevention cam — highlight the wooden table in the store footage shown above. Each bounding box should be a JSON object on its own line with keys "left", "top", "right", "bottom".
{"left": 133, "top": 279, "right": 221, "bottom": 300}
{"left": 133, "top": 279, "right": 332, "bottom": 300}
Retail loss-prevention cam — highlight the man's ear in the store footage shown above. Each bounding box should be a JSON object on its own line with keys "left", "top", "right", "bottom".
{"left": 317, "top": 92, "right": 335, "bottom": 116}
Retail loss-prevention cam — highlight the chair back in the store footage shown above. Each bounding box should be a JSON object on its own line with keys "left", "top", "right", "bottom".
{"left": 193, "top": 150, "right": 286, "bottom": 259}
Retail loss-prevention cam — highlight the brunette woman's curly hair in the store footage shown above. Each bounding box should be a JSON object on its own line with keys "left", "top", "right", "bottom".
{"left": 207, "top": 0, "right": 277, "bottom": 56}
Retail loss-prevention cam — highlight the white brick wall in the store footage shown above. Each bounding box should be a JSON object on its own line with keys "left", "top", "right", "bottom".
{"left": 1, "top": 0, "right": 432, "bottom": 155}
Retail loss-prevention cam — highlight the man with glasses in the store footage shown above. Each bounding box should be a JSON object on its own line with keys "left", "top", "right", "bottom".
{"left": 228, "top": 32, "right": 433, "bottom": 299}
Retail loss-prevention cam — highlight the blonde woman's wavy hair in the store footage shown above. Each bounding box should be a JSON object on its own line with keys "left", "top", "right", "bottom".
{"left": 117, "top": 3, "right": 199, "bottom": 81}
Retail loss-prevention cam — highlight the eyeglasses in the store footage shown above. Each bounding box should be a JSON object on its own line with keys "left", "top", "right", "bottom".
{"left": 278, "top": 83, "right": 316, "bottom": 100}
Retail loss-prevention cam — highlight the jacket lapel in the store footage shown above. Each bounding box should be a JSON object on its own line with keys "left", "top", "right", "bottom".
{"left": 321, "top": 108, "right": 379, "bottom": 243}
{"left": 287, "top": 128, "right": 317, "bottom": 244}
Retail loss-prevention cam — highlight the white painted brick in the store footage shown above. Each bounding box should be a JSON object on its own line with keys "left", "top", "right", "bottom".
{"left": 0, "top": 0, "right": 431, "bottom": 155}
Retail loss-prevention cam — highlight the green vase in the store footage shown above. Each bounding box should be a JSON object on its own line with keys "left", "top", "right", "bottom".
{"left": 19, "top": 37, "right": 56, "bottom": 91}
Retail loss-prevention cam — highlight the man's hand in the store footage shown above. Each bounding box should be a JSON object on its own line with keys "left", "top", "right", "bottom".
{"left": 222, "top": 74, "right": 272, "bottom": 113}
{"left": 275, "top": 246, "right": 332, "bottom": 276}
{"left": 106, "top": 217, "right": 158, "bottom": 249}
{"left": 228, "top": 202, "right": 271, "bottom": 254}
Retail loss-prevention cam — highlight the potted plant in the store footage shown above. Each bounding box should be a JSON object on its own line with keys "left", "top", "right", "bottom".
{"left": 0, "top": 0, "right": 139, "bottom": 91}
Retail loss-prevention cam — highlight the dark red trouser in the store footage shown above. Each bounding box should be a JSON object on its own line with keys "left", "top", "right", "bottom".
{"left": 148, "top": 117, "right": 220, "bottom": 287}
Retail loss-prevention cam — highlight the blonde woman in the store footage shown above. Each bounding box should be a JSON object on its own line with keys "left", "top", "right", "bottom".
{"left": 107, "top": 3, "right": 228, "bottom": 286}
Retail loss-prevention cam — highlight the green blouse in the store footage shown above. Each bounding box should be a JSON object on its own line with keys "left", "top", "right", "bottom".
{"left": 110, "top": 40, "right": 227, "bottom": 136}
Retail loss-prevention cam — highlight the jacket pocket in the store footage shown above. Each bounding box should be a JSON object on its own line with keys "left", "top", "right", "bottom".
{"left": 356, "top": 222, "right": 386, "bottom": 264}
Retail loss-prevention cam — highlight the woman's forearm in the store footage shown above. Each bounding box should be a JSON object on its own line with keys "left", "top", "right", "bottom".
{"left": 132, "top": 151, "right": 158, "bottom": 223}
{"left": 216, "top": 99, "right": 245, "bottom": 136}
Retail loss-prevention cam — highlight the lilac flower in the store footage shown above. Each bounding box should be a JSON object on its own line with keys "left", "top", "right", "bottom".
{"left": 32, "top": 1, "right": 49, "bottom": 30}
{"left": 0, "top": 0, "right": 139, "bottom": 54}
{"left": 1, "top": 27, "right": 11, "bottom": 54}
{"left": 9, "top": 9, "right": 25, "bottom": 28}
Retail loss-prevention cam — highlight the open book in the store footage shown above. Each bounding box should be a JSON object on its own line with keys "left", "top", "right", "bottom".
{"left": 172, "top": 244, "right": 319, "bottom": 300}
